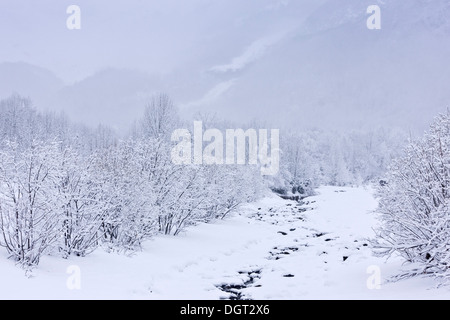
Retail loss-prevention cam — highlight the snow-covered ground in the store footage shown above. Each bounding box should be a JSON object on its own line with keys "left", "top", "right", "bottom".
{"left": 0, "top": 185, "right": 449, "bottom": 300}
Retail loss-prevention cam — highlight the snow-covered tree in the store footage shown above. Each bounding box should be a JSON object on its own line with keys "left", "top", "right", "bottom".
{"left": 0, "top": 141, "right": 62, "bottom": 266}
{"left": 56, "top": 148, "right": 109, "bottom": 257}
{"left": 139, "top": 93, "right": 180, "bottom": 140}
{"left": 88, "top": 140, "right": 156, "bottom": 251}
{"left": 373, "top": 112, "right": 450, "bottom": 280}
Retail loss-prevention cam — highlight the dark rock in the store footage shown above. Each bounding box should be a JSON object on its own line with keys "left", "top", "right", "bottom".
{"left": 315, "top": 232, "right": 326, "bottom": 238}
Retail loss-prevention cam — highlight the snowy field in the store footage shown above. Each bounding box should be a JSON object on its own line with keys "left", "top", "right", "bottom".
{"left": 0, "top": 185, "right": 448, "bottom": 300}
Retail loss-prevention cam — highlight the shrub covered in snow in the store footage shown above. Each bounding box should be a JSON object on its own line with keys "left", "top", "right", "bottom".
{"left": 0, "top": 95, "right": 266, "bottom": 267}
{"left": 373, "top": 112, "right": 450, "bottom": 280}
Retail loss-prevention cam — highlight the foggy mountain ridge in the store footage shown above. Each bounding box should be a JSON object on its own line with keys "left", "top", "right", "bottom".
{"left": 1, "top": 0, "right": 450, "bottom": 135}
{"left": 0, "top": 62, "right": 64, "bottom": 110}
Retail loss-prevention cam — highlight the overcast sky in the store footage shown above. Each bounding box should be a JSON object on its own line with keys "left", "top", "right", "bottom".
{"left": 0, "top": 0, "right": 321, "bottom": 83}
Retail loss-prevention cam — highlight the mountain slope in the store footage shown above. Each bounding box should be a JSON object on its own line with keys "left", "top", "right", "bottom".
{"left": 0, "top": 62, "right": 64, "bottom": 109}
{"left": 180, "top": 0, "right": 450, "bottom": 134}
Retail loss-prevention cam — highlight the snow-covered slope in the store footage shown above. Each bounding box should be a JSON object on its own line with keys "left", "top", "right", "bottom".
{"left": 185, "top": 0, "right": 450, "bottom": 134}
{"left": 0, "top": 186, "right": 448, "bottom": 300}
